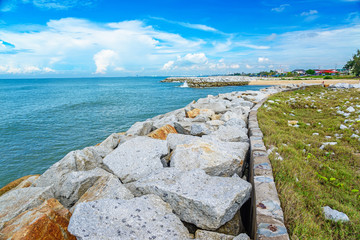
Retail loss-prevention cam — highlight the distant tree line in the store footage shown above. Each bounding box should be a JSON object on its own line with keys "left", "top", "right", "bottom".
{"left": 344, "top": 49, "right": 360, "bottom": 76}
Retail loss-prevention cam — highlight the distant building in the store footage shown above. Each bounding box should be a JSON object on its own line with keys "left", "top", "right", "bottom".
{"left": 314, "top": 69, "right": 339, "bottom": 75}
{"left": 292, "top": 69, "right": 306, "bottom": 75}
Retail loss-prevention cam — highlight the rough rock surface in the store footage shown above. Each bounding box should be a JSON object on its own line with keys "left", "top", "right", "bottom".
{"left": 56, "top": 167, "right": 111, "bottom": 208}
{"left": 103, "top": 136, "right": 168, "bottom": 183}
{"left": 148, "top": 124, "right": 177, "bottom": 140}
{"left": 170, "top": 139, "right": 247, "bottom": 176}
{"left": 70, "top": 174, "right": 134, "bottom": 213}
{"left": 0, "top": 186, "right": 54, "bottom": 229}
{"left": 190, "top": 123, "right": 211, "bottom": 136}
{"left": 68, "top": 195, "right": 190, "bottom": 240}
{"left": 127, "top": 168, "right": 252, "bottom": 230}
{"left": 0, "top": 175, "right": 40, "bottom": 197}
{"left": 216, "top": 210, "right": 244, "bottom": 236}
{"left": 0, "top": 198, "right": 75, "bottom": 240}
{"left": 195, "top": 230, "right": 234, "bottom": 240}
{"left": 126, "top": 121, "right": 153, "bottom": 136}
{"left": 166, "top": 133, "right": 201, "bottom": 150}
{"left": 322, "top": 206, "right": 350, "bottom": 222}
{"left": 208, "top": 125, "right": 249, "bottom": 142}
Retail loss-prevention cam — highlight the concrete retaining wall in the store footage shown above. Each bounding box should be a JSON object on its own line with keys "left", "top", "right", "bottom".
{"left": 248, "top": 99, "right": 290, "bottom": 240}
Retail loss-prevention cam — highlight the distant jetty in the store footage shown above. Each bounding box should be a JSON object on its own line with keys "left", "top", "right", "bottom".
{"left": 161, "top": 76, "right": 250, "bottom": 88}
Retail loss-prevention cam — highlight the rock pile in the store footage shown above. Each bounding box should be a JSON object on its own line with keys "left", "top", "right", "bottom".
{"left": 161, "top": 76, "right": 250, "bottom": 88}
{"left": 0, "top": 84, "right": 301, "bottom": 239}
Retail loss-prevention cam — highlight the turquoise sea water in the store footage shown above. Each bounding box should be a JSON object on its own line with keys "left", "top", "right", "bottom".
{"left": 0, "top": 77, "right": 267, "bottom": 188}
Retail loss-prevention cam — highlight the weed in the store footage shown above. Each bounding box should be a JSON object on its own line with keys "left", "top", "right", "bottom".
{"left": 258, "top": 86, "right": 360, "bottom": 239}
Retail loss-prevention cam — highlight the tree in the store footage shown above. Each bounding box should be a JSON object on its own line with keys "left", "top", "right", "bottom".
{"left": 344, "top": 49, "right": 360, "bottom": 76}
{"left": 306, "top": 69, "right": 315, "bottom": 75}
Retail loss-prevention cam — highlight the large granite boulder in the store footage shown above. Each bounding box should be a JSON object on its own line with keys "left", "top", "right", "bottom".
{"left": 126, "top": 121, "right": 153, "bottom": 136}
{"left": 0, "top": 175, "right": 40, "bottom": 197}
{"left": 34, "top": 147, "right": 107, "bottom": 189}
{"left": 190, "top": 123, "right": 211, "bottom": 136}
{"left": 68, "top": 195, "right": 190, "bottom": 240}
{"left": 166, "top": 133, "right": 201, "bottom": 150}
{"left": 170, "top": 139, "right": 247, "bottom": 176}
{"left": 192, "top": 99, "right": 228, "bottom": 114}
{"left": 93, "top": 132, "right": 124, "bottom": 157}
{"left": 103, "top": 136, "right": 168, "bottom": 183}
{"left": 70, "top": 174, "right": 134, "bottom": 213}
{"left": 0, "top": 186, "right": 54, "bottom": 229}
{"left": 148, "top": 124, "right": 177, "bottom": 140}
{"left": 56, "top": 168, "right": 111, "bottom": 208}
{"left": 0, "top": 198, "right": 75, "bottom": 240}
{"left": 207, "top": 125, "right": 248, "bottom": 142}
{"left": 127, "top": 168, "right": 252, "bottom": 230}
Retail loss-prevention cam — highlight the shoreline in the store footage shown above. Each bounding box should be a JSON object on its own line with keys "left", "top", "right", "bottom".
{"left": 249, "top": 79, "right": 360, "bottom": 85}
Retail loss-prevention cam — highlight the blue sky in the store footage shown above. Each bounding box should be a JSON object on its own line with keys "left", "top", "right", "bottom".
{"left": 0, "top": 0, "right": 359, "bottom": 77}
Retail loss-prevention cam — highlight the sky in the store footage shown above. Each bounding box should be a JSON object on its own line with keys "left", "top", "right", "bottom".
{"left": 0, "top": 0, "right": 359, "bottom": 77}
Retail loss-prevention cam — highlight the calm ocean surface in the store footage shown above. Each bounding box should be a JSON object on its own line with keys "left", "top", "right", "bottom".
{"left": 0, "top": 77, "right": 267, "bottom": 188}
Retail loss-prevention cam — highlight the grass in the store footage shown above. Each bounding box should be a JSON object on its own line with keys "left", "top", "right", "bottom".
{"left": 257, "top": 86, "right": 360, "bottom": 239}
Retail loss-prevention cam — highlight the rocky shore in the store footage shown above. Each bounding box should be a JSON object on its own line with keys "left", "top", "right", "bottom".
{"left": 0, "top": 84, "right": 307, "bottom": 240}
{"left": 161, "top": 76, "right": 250, "bottom": 88}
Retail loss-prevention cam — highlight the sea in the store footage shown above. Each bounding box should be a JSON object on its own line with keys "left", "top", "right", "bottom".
{"left": 0, "top": 77, "right": 268, "bottom": 188}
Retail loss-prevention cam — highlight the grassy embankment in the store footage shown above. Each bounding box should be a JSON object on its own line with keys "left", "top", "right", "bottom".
{"left": 257, "top": 86, "right": 360, "bottom": 239}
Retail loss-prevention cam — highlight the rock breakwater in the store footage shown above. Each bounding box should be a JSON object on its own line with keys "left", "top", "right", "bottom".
{"left": 0, "top": 84, "right": 303, "bottom": 239}
{"left": 161, "top": 76, "right": 251, "bottom": 88}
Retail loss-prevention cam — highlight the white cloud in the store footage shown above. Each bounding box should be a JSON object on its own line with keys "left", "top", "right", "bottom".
{"left": 0, "top": 18, "right": 205, "bottom": 75}
{"left": 271, "top": 4, "right": 290, "bottom": 13}
{"left": 266, "top": 33, "right": 277, "bottom": 41}
{"left": 264, "top": 24, "right": 360, "bottom": 69}
{"left": 301, "top": 10, "right": 318, "bottom": 16}
{"left": 246, "top": 64, "right": 253, "bottom": 69}
{"left": 162, "top": 61, "right": 175, "bottom": 70}
{"left": 301, "top": 10, "right": 319, "bottom": 22}
{"left": 151, "top": 17, "right": 218, "bottom": 32}
{"left": 162, "top": 53, "right": 208, "bottom": 70}
{"left": 43, "top": 67, "right": 55, "bottom": 72}
{"left": 258, "top": 57, "right": 270, "bottom": 63}
{"left": 93, "top": 49, "right": 118, "bottom": 74}
{"left": 0, "top": 65, "right": 54, "bottom": 74}
{"left": 1, "top": 0, "right": 98, "bottom": 11}
{"left": 236, "top": 43, "right": 270, "bottom": 50}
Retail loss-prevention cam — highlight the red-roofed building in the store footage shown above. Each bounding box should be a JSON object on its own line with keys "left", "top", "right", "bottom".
{"left": 314, "top": 69, "right": 339, "bottom": 74}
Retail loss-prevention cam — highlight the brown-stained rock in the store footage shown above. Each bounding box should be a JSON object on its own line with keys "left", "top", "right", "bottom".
{"left": 0, "top": 175, "right": 40, "bottom": 197}
{"left": 148, "top": 124, "right": 177, "bottom": 140}
{"left": 216, "top": 210, "right": 245, "bottom": 236}
{"left": 0, "top": 198, "right": 76, "bottom": 240}
{"left": 187, "top": 108, "right": 201, "bottom": 118}
{"left": 211, "top": 114, "right": 222, "bottom": 120}
{"left": 187, "top": 108, "right": 216, "bottom": 119}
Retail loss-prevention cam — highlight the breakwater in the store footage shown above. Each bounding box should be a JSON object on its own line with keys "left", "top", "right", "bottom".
{"left": 0, "top": 84, "right": 306, "bottom": 239}
{"left": 161, "top": 76, "right": 251, "bottom": 88}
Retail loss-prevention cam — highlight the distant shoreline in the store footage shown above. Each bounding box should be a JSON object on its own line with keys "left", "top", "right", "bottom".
{"left": 248, "top": 79, "right": 360, "bottom": 85}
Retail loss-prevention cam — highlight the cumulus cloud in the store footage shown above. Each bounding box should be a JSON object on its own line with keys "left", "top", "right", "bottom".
{"left": 93, "top": 50, "right": 118, "bottom": 74}
{"left": 162, "top": 53, "right": 208, "bottom": 70}
{"left": 258, "top": 57, "right": 270, "bottom": 63}
{"left": 163, "top": 53, "right": 240, "bottom": 72}
{"left": 271, "top": 4, "right": 290, "bottom": 13}
{"left": 0, "top": 65, "right": 55, "bottom": 74}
